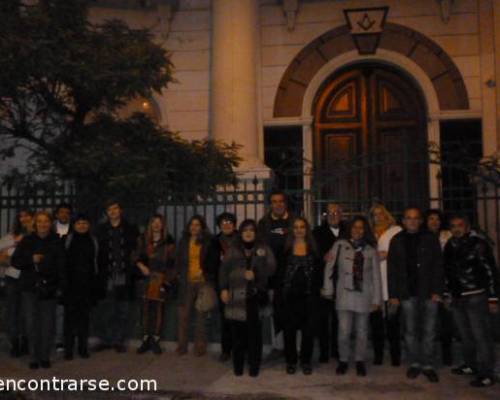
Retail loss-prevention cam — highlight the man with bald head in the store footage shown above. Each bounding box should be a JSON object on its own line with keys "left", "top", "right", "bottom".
{"left": 388, "top": 207, "right": 444, "bottom": 383}
{"left": 313, "top": 202, "right": 346, "bottom": 362}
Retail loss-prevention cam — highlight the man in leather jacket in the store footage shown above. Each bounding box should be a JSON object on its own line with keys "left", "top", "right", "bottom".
{"left": 444, "top": 214, "right": 499, "bottom": 387}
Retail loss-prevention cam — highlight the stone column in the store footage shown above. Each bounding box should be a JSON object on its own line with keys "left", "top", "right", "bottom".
{"left": 210, "top": 0, "right": 269, "bottom": 177}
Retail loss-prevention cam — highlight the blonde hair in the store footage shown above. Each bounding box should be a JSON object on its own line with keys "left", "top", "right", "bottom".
{"left": 368, "top": 203, "right": 396, "bottom": 228}
{"left": 33, "top": 210, "right": 53, "bottom": 233}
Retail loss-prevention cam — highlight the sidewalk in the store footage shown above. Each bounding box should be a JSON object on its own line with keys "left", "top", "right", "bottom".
{"left": 0, "top": 346, "right": 498, "bottom": 400}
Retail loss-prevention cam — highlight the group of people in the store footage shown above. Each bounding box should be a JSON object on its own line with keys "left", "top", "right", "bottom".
{"left": 0, "top": 192, "right": 498, "bottom": 388}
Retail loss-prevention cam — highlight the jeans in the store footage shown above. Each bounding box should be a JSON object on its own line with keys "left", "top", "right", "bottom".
{"left": 22, "top": 292, "right": 56, "bottom": 363}
{"left": 401, "top": 297, "right": 438, "bottom": 369}
{"left": 98, "top": 290, "right": 130, "bottom": 345}
{"left": 452, "top": 293, "right": 496, "bottom": 377}
{"left": 5, "top": 277, "right": 25, "bottom": 343}
{"left": 338, "top": 310, "right": 369, "bottom": 362}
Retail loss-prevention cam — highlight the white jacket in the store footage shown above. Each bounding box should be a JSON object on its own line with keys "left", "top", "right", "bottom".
{"left": 378, "top": 225, "right": 402, "bottom": 301}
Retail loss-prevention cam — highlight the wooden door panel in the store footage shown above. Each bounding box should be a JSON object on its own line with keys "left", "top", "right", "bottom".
{"left": 314, "top": 64, "right": 427, "bottom": 211}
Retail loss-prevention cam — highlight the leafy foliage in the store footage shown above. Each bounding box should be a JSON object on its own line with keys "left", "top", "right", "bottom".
{"left": 0, "top": 0, "right": 240, "bottom": 209}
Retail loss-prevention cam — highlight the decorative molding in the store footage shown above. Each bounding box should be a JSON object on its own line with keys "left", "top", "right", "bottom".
{"left": 437, "top": 0, "right": 454, "bottom": 24}
{"left": 282, "top": 0, "right": 299, "bottom": 32}
{"left": 343, "top": 7, "right": 389, "bottom": 55}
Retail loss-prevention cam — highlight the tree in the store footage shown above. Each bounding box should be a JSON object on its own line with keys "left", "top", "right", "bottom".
{"left": 0, "top": 0, "right": 240, "bottom": 211}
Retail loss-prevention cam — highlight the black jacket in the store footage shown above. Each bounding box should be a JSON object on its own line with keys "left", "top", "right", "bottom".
{"left": 444, "top": 233, "right": 500, "bottom": 300}
{"left": 387, "top": 230, "right": 444, "bottom": 300}
{"left": 64, "top": 232, "right": 99, "bottom": 304}
{"left": 312, "top": 221, "right": 346, "bottom": 258}
{"left": 11, "top": 232, "right": 66, "bottom": 299}
{"left": 257, "top": 212, "right": 294, "bottom": 289}
{"left": 96, "top": 219, "right": 139, "bottom": 300}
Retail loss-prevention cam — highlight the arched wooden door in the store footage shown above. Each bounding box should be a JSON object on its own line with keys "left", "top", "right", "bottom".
{"left": 313, "top": 64, "right": 428, "bottom": 212}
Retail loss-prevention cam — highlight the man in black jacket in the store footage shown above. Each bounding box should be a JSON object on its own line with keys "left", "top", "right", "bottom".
{"left": 95, "top": 200, "right": 139, "bottom": 353}
{"left": 444, "top": 214, "right": 499, "bottom": 387}
{"left": 312, "top": 202, "right": 345, "bottom": 362}
{"left": 257, "top": 190, "right": 294, "bottom": 360}
{"left": 388, "top": 207, "right": 443, "bottom": 383}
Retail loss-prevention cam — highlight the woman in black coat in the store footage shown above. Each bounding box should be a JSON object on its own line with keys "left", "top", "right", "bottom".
{"left": 63, "top": 213, "right": 98, "bottom": 360}
{"left": 11, "top": 211, "right": 66, "bottom": 369}
{"left": 279, "top": 217, "right": 322, "bottom": 375}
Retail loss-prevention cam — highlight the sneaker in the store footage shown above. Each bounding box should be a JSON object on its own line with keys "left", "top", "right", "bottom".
{"left": 451, "top": 364, "right": 476, "bottom": 376}
{"left": 406, "top": 366, "right": 421, "bottom": 379}
{"left": 336, "top": 361, "right": 348, "bottom": 375}
{"left": 55, "top": 343, "right": 65, "bottom": 353}
{"left": 470, "top": 376, "right": 495, "bottom": 388}
{"left": 356, "top": 361, "right": 367, "bottom": 377}
{"left": 422, "top": 368, "right": 439, "bottom": 383}
{"left": 137, "top": 338, "right": 151, "bottom": 354}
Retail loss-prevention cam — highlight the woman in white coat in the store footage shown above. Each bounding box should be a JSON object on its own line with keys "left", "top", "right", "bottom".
{"left": 368, "top": 204, "right": 402, "bottom": 366}
{"left": 322, "top": 216, "right": 382, "bottom": 377}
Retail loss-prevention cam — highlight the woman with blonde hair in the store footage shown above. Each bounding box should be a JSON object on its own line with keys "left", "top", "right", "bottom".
{"left": 11, "top": 210, "right": 65, "bottom": 369}
{"left": 135, "top": 214, "right": 176, "bottom": 355}
{"left": 368, "top": 203, "right": 402, "bottom": 366}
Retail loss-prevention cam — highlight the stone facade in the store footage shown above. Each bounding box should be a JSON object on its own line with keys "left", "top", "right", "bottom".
{"left": 87, "top": 0, "right": 500, "bottom": 172}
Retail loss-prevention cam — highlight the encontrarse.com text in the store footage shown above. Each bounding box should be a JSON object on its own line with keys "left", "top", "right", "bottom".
{"left": 0, "top": 377, "right": 157, "bottom": 392}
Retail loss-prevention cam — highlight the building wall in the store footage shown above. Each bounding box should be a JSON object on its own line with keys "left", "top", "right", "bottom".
{"left": 88, "top": 0, "right": 498, "bottom": 156}
{"left": 260, "top": 0, "right": 482, "bottom": 121}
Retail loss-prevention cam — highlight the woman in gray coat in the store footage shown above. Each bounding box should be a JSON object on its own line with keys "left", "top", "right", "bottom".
{"left": 322, "top": 216, "right": 382, "bottom": 377}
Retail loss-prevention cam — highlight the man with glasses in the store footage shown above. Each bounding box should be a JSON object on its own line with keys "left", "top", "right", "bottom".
{"left": 388, "top": 207, "right": 444, "bottom": 383}
{"left": 444, "top": 214, "right": 499, "bottom": 387}
{"left": 313, "top": 203, "right": 346, "bottom": 362}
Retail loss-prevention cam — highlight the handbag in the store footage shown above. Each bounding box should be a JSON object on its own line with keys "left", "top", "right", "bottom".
{"left": 195, "top": 282, "right": 217, "bottom": 313}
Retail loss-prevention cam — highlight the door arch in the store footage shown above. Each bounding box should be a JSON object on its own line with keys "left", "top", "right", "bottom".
{"left": 313, "top": 63, "right": 428, "bottom": 212}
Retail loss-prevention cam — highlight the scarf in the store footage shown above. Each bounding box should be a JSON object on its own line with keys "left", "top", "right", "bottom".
{"left": 350, "top": 239, "right": 365, "bottom": 292}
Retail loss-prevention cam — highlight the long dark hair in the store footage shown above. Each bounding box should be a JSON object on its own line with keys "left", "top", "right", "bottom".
{"left": 348, "top": 215, "right": 376, "bottom": 247}
{"left": 182, "top": 214, "right": 210, "bottom": 243}
{"left": 284, "top": 216, "right": 318, "bottom": 257}
{"left": 12, "top": 208, "right": 34, "bottom": 236}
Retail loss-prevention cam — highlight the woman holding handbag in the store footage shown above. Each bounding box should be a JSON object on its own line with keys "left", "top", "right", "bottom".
{"left": 219, "top": 219, "right": 276, "bottom": 377}
{"left": 135, "top": 214, "right": 176, "bottom": 355}
{"left": 11, "top": 211, "right": 66, "bottom": 369}
{"left": 175, "top": 215, "right": 216, "bottom": 356}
